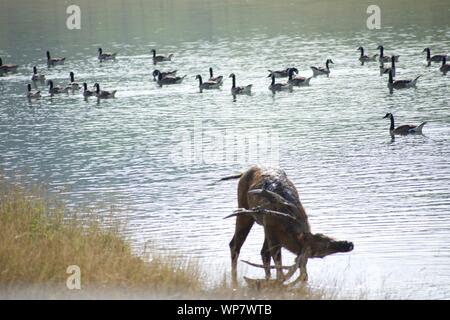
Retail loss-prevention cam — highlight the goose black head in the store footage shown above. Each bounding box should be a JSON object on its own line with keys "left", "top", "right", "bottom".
{"left": 327, "top": 59, "right": 334, "bottom": 64}
{"left": 229, "top": 73, "right": 235, "bottom": 78}
{"left": 422, "top": 48, "right": 430, "bottom": 53}
{"left": 357, "top": 46, "right": 363, "bottom": 51}
{"left": 383, "top": 113, "right": 392, "bottom": 119}
{"left": 376, "top": 45, "right": 383, "bottom": 50}
{"left": 46, "top": 80, "right": 53, "bottom": 86}
{"left": 98, "top": 48, "right": 102, "bottom": 54}
{"left": 151, "top": 49, "right": 156, "bottom": 56}
{"left": 152, "top": 70, "right": 160, "bottom": 77}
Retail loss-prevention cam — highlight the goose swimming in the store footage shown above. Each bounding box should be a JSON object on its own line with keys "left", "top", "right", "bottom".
{"left": 151, "top": 49, "right": 173, "bottom": 64}
{"left": 357, "top": 47, "right": 378, "bottom": 64}
{"left": 208, "top": 67, "right": 223, "bottom": 85}
{"left": 94, "top": 83, "right": 117, "bottom": 99}
{"left": 0, "top": 58, "right": 19, "bottom": 75}
{"left": 311, "top": 59, "right": 333, "bottom": 77}
{"left": 26, "top": 84, "right": 41, "bottom": 99}
{"left": 195, "top": 74, "right": 221, "bottom": 92}
{"left": 229, "top": 73, "right": 252, "bottom": 95}
{"left": 423, "top": 48, "right": 447, "bottom": 66}
{"left": 31, "top": 66, "right": 45, "bottom": 82}
{"left": 383, "top": 113, "right": 426, "bottom": 136}
{"left": 268, "top": 74, "right": 292, "bottom": 92}
{"left": 153, "top": 70, "right": 185, "bottom": 87}
{"left": 377, "top": 45, "right": 399, "bottom": 63}
{"left": 46, "top": 51, "right": 65, "bottom": 66}
{"left": 387, "top": 70, "right": 420, "bottom": 92}
{"left": 288, "top": 68, "right": 312, "bottom": 86}
{"left": 98, "top": 48, "right": 117, "bottom": 62}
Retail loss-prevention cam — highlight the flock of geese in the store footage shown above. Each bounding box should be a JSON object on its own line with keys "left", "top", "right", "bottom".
{"left": 0, "top": 45, "right": 449, "bottom": 137}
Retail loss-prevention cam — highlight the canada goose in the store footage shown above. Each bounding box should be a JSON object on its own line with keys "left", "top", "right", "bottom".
{"left": 288, "top": 68, "right": 312, "bottom": 86}
{"left": 229, "top": 73, "right": 252, "bottom": 95}
{"left": 47, "top": 80, "right": 70, "bottom": 95}
{"left": 387, "top": 70, "right": 420, "bottom": 91}
{"left": 151, "top": 49, "right": 173, "bottom": 63}
{"left": 27, "top": 84, "right": 41, "bottom": 99}
{"left": 46, "top": 51, "right": 65, "bottom": 66}
{"left": 440, "top": 56, "right": 450, "bottom": 75}
{"left": 311, "top": 59, "right": 333, "bottom": 77}
{"left": 267, "top": 68, "right": 290, "bottom": 78}
{"left": 82, "top": 83, "right": 95, "bottom": 98}
{"left": 152, "top": 69, "right": 177, "bottom": 81}
{"left": 98, "top": 48, "right": 117, "bottom": 62}
{"left": 208, "top": 67, "right": 223, "bottom": 85}
{"left": 423, "top": 48, "right": 447, "bottom": 66}
{"left": 68, "top": 72, "right": 80, "bottom": 90}
{"left": 195, "top": 74, "right": 221, "bottom": 92}
{"left": 380, "top": 56, "right": 396, "bottom": 77}
{"left": 377, "top": 45, "right": 399, "bottom": 63}
{"left": 94, "top": 83, "right": 117, "bottom": 99}
{"left": 0, "top": 58, "right": 19, "bottom": 74}
{"left": 31, "top": 66, "right": 45, "bottom": 82}
{"left": 153, "top": 70, "right": 185, "bottom": 86}
{"left": 383, "top": 113, "right": 427, "bottom": 136}
{"left": 268, "top": 74, "right": 292, "bottom": 92}
{"left": 357, "top": 47, "right": 378, "bottom": 64}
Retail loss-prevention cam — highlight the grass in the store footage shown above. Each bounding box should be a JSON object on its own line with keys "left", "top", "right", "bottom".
{"left": 0, "top": 177, "right": 349, "bottom": 299}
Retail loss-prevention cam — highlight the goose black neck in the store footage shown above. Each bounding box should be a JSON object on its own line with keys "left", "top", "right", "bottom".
{"left": 0, "top": 58, "right": 2, "bottom": 66}
{"left": 95, "top": 84, "right": 100, "bottom": 93}
{"left": 48, "top": 80, "right": 53, "bottom": 89}
{"left": 379, "top": 46, "right": 384, "bottom": 57}
{"left": 70, "top": 72, "right": 74, "bottom": 82}
{"left": 326, "top": 60, "right": 329, "bottom": 70}
{"left": 209, "top": 68, "right": 213, "bottom": 78}
{"left": 197, "top": 75, "right": 203, "bottom": 85}
{"left": 271, "top": 75, "right": 275, "bottom": 85}
{"left": 443, "top": 56, "right": 447, "bottom": 66}
{"left": 388, "top": 71, "right": 393, "bottom": 83}
{"left": 98, "top": 48, "right": 102, "bottom": 55}
{"left": 33, "top": 66, "right": 37, "bottom": 74}
{"left": 46, "top": 51, "right": 51, "bottom": 59}
{"left": 288, "top": 68, "right": 294, "bottom": 80}
{"left": 27, "top": 84, "right": 32, "bottom": 92}
{"left": 426, "top": 48, "right": 431, "bottom": 60}
{"left": 83, "top": 83, "right": 88, "bottom": 90}
{"left": 389, "top": 114, "right": 395, "bottom": 131}
{"left": 391, "top": 58, "right": 396, "bottom": 68}
{"left": 152, "top": 50, "right": 156, "bottom": 58}
{"left": 360, "top": 47, "right": 364, "bottom": 57}
{"left": 231, "top": 75, "right": 236, "bottom": 88}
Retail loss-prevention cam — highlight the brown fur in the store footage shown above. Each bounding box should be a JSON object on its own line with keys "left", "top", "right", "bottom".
{"left": 227, "top": 166, "right": 353, "bottom": 286}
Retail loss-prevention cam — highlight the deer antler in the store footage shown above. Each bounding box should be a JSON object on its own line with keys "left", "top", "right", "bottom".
{"left": 248, "top": 188, "right": 304, "bottom": 219}
{"left": 224, "top": 207, "right": 298, "bottom": 222}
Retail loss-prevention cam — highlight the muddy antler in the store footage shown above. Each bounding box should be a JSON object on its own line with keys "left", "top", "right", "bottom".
{"left": 241, "top": 256, "right": 302, "bottom": 283}
{"left": 224, "top": 207, "right": 298, "bottom": 222}
{"left": 248, "top": 189, "right": 303, "bottom": 219}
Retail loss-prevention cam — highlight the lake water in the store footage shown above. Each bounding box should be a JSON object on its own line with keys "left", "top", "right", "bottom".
{"left": 1, "top": 0, "right": 450, "bottom": 299}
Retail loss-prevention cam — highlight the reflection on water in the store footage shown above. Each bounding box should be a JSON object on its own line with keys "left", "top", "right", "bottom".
{"left": 1, "top": 0, "right": 450, "bottom": 299}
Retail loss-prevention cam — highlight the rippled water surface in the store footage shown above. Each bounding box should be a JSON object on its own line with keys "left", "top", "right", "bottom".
{"left": 1, "top": 0, "right": 450, "bottom": 298}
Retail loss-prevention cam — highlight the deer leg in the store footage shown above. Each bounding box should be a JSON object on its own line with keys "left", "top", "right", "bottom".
{"left": 298, "top": 249, "right": 310, "bottom": 281}
{"left": 260, "top": 238, "right": 271, "bottom": 280}
{"left": 229, "top": 215, "right": 254, "bottom": 287}
{"left": 265, "top": 229, "right": 284, "bottom": 282}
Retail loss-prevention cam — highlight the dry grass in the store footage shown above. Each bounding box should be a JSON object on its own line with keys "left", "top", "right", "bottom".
{"left": 0, "top": 178, "right": 348, "bottom": 299}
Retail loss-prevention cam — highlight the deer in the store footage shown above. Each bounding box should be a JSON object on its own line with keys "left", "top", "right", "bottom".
{"left": 222, "top": 166, "right": 354, "bottom": 287}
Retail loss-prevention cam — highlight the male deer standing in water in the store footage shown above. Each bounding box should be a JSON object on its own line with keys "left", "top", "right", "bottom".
{"left": 222, "top": 166, "right": 354, "bottom": 287}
